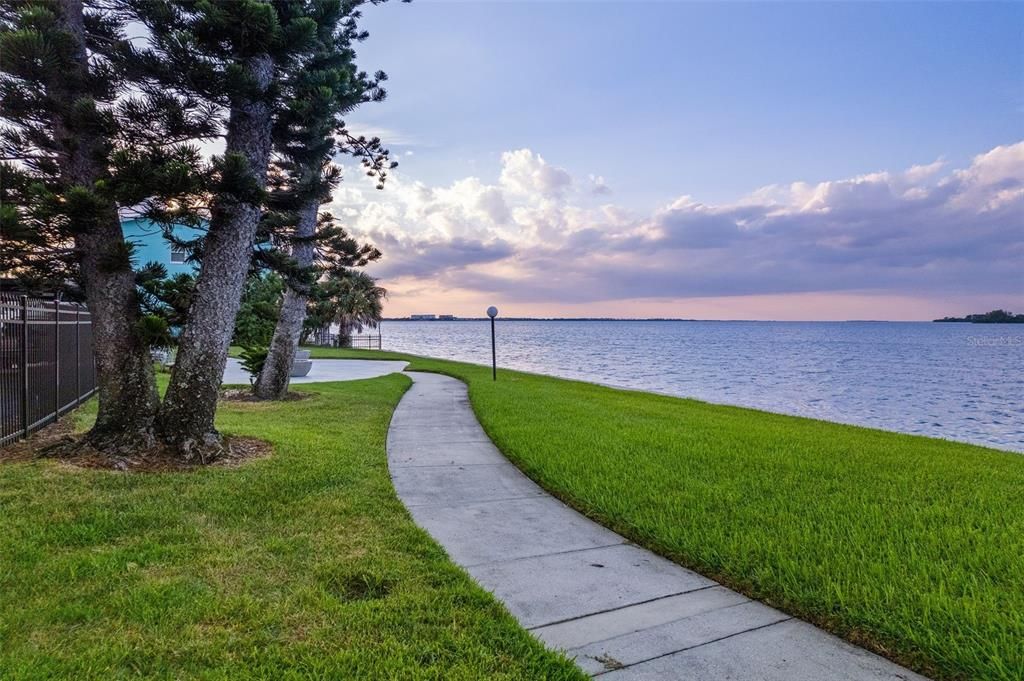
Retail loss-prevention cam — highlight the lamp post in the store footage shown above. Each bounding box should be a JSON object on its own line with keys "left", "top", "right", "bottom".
{"left": 486, "top": 306, "right": 498, "bottom": 381}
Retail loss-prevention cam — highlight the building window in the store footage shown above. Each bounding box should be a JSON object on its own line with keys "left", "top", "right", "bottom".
{"left": 170, "top": 246, "right": 187, "bottom": 264}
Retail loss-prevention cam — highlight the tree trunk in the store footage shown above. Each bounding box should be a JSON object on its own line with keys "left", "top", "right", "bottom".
{"left": 55, "top": 0, "right": 160, "bottom": 449}
{"left": 77, "top": 213, "right": 161, "bottom": 449}
{"left": 338, "top": 316, "right": 354, "bottom": 345}
{"left": 158, "top": 54, "right": 275, "bottom": 460}
{"left": 254, "top": 201, "right": 317, "bottom": 399}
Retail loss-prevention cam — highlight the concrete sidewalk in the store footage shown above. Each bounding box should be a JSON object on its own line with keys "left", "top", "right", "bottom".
{"left": 222, "top": 358, "right": 407, "bottom": 385}
{"left": 387, "top": 371, "right": 928, "bottom": 680}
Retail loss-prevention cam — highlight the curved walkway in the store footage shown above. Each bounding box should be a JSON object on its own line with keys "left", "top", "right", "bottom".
{"left": 387, "top": 372, "right": 928, "bottom": 680}
{"left": 222, "top": 358, "right": 408, "bottom": 385}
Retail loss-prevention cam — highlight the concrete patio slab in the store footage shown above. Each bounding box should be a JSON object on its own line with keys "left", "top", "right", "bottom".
{"left": 222, "top": 357, "right": 407, "bottom": 385}
{"left": 386, "top": 371, "right": 929, "bottom": 680}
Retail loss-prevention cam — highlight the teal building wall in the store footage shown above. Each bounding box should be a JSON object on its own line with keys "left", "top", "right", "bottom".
{"left": 121, "top": 218, "right": 202, "bottom": 275}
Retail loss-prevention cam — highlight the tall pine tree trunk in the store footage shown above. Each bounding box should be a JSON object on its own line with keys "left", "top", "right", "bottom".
{"left": 56, "top": 0, "right": 160, "bottom": 449}
{"left": 158, "top": 54, "right": 275, "bottom": 460}
{"left": 77, "top": 212, "right": 161, "bottom": 448}
{"left": 254, "top": 201, "right": 318, "bottom": 399}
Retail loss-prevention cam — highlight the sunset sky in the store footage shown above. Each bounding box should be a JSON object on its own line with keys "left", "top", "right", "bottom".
{"left": 337, "top": 1, "right": 1022, "bottom": 320}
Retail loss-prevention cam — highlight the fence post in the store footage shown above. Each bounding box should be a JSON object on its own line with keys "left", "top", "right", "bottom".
{"left": 54, "top": 299, "right": 60, "bottom": 420}
{"left": 76, "top": 306, "right": 81, "bottom": 402}
{"left": 20, "top": 296, "right": 29, "bottom": 437}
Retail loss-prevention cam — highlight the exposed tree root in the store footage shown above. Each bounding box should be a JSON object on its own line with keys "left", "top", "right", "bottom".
{"left": 1, "top": 419, "right": 270, "bottom": 472}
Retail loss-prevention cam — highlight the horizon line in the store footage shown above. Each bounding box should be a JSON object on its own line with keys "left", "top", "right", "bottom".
{"left": 381, "top": 317, "right": 948, "bottom": 323}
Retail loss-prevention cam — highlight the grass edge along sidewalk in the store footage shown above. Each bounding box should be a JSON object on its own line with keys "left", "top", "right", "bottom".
{"left": 297, "top": 346, "right": 1023, "bottom": 681}
{"left": 0, "top": 374, "right": 585, "bottom": 680}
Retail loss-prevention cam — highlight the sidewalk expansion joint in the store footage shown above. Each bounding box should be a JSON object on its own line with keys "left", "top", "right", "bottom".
{"left": 590, "top": 616, "right": 795, "bottom": 677}
{"left": 463, "top": 541, "right": 630, "bottom": 569}
{"left": 526, "top": 584, "right": 720, "bottom": 631}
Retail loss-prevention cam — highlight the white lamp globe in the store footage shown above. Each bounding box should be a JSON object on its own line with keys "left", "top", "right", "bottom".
{"left": 486, "top": 306, "right": 498, "bottom": 319}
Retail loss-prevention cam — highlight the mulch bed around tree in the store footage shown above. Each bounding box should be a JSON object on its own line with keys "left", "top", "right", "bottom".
{"left": 0, "top": 417, "right": 272, "bottom": 473}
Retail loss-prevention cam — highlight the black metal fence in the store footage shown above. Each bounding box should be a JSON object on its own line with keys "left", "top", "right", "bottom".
{"left": 339, "top": 334, "right": 382, "bottom": 350}
{"left": 0, "top": 294, "right": 97, "bottom": 447}
{"left": 306, "top": 327, "right": 382, "bottom": 350}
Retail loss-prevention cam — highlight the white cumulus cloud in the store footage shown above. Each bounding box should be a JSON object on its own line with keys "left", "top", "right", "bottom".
{"left": 331, "top": 141, "right": 1024, "bottom": 306}
{"left": 498, "top": 149, "right": 573, "bottom": 199}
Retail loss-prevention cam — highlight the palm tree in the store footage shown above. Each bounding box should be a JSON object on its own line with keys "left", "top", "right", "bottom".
{"left": 303, "top": 270, "right": 386, "bottom": 345}
{"left": 335, "top": 271, "right": 386, "bottom": 344}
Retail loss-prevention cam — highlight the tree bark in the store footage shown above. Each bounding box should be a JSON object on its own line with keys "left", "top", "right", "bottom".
{"left": 338, "top": 316, "right": 354, "bottom": 345}
{"left": 253, "top": 201, "right": 318, "bottom": 399}
{"left": 158, "top": 54, "right": 275, "bottom": 460}
{"left": 55, "top": 0, "right": 160, "bottom": 449}
{"left": 76, "top": 212, "right": 161, "bottom": 449}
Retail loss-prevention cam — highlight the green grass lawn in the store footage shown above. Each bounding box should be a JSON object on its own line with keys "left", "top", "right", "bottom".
{"left": 300, "top": 347, "right": 1024, "bottom": 681}
{"left": 0, "top": 374, "right": 583, "bottom": 680}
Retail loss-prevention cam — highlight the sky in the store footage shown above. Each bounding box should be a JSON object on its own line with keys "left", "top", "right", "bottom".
{"left": 332, "top": 1, "right": 1023, "bottom": 320}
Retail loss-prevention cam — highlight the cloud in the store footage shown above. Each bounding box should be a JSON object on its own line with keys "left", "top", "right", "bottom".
{"left": 947, "top": 142, "right": 1024, "bottom": 211}
{"left": 365, "top": 231, "right": 514, "bottom": 280}
{"left": 588, "top": 174, "right": 612, "bottom": 195}
{"left": 333, "top": 142, "right": 1024, "bottom": 307}
{"left": 904, "top": 159, "right": 946, "bottom": 183}
{"left": 499, "top": 149, "right": 572, "bottom": 199}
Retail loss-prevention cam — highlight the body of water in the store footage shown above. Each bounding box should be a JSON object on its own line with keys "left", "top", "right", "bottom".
{"left": 374, "top": 320, "right": 1024, "bottom": 453}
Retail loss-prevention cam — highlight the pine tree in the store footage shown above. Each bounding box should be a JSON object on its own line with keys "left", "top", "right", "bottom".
{"left": 0, "top": 0, "right": 207, "bottom": 450}
{"left": 254, "top": 1, "right": 393, "bottom": 399}
{"left": 2, "top": 0, "right": 399, "bottom": 458}
{"left": 123, "top": 0, "right": 399, "bottom": 455}
{"left": 118, "top": 0, "right": 325, "bottom": 458}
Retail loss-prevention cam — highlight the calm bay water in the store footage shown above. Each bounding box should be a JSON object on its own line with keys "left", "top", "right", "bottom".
{"left": 376, "top": 320, "right": 1024, "bottom": 453}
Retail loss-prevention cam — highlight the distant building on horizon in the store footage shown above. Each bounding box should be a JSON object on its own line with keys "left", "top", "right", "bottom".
{"left": 409, "top": 314, "right": 458, "bottom": 321}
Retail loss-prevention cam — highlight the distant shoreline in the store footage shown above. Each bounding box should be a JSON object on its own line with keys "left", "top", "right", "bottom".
{"left": 381, "top": 317, "right": 992, "bottom": 324}
{"left": 934, "top": 310, "right": 1024, "bottom": 324}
